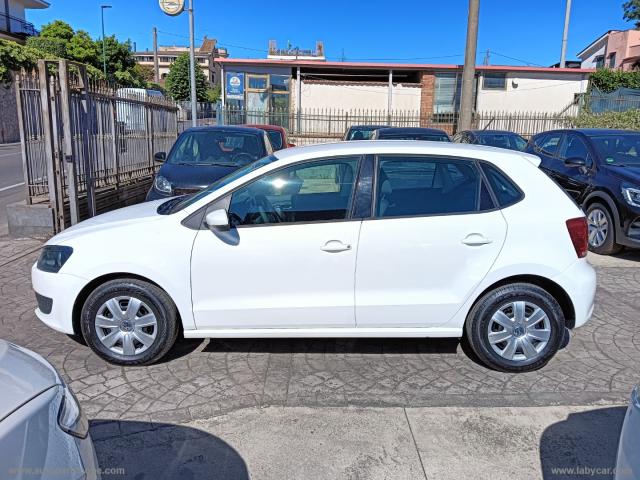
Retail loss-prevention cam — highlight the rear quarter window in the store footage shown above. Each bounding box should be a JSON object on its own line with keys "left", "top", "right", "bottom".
{"left": 481, "top": 163, "right": 524, "bottom": 207}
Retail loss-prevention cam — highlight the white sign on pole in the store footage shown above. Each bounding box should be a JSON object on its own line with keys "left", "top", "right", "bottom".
{"left": 159, "top": 0, "right": 184, "bottom": 16}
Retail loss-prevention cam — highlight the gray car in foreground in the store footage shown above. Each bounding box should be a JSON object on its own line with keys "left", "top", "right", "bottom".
{"left": 0, "top": 339, "right": 100, "bottom": 480}
{"left": 616, "top": 385, "right": 639, "bottom": 480}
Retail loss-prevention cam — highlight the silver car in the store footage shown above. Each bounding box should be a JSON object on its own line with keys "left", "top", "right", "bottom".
{"left": 616, "top": 385, "right": 640, "bottom": 480}
{"left": 0, "top": 339, "right": 100, "bottom": 480}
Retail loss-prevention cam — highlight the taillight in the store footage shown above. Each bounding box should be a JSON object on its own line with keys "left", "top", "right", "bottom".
{"left": 566, "top": 217, "right": 588, "bottom": 258}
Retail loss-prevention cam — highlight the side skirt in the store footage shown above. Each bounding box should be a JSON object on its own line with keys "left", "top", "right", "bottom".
{"left": 182, "top": 327, "right": 463, "bottom": 339}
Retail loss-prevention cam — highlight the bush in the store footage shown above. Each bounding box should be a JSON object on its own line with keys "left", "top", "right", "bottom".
{"left": 26, "top": 36, "right": 67, "bottom": 57}
{"left": 574, "top": 109, "right": 640, "bottom": 130}
{"left": 589, "top": 68, "right": 640, "bottom": 93}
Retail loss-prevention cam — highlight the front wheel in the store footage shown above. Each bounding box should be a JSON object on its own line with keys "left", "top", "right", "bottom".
{"left": 586, "top": 203, "right": 622, "bottom": 255}
{"left": 80, "top": 278, "right": 179, "bottom": 366}
{"left": 464, "top": 283, "right": 565, "bottom": 372}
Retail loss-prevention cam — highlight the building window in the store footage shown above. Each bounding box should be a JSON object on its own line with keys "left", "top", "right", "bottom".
{"left": 609, "top": 53, "right": 617, "bottom": 68}
{"left": 433, "top": 73, "right": 462, "bottom": 114}
{"left": 595, "top": 55, "right": 605, "bottom": 69}
{"left": 482, "top": 72, "right": 507, "bottom": 90}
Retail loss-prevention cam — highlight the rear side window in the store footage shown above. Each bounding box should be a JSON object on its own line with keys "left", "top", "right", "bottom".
{"left": 481, "top": 163, "right": 523, "bottom": 207}
{"left": 534, "top": 133, "right": 562, "bottom": 156}
{"left": 375, "top": 156, "right": 490, "bottom": 217}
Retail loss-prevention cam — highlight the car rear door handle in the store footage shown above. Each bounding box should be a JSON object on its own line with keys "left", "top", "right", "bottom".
{"left": 321, "top": 240, "right": 352, "bottom": 253}
{"left": 462, "top": 234, "right": 493, "bottom": 246}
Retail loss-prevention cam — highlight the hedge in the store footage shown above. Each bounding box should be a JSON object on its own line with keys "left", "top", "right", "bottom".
{"left": 573, "top": 109, "right": 640, "bottom": 130}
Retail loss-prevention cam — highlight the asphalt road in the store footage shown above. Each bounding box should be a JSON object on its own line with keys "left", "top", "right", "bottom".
{"left": 0, "top": 144, "right": 26, "bottom": 236}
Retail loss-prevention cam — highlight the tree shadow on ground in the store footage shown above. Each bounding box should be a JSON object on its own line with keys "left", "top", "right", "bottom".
{"left": 539, "top": 407, "right": 626, "bottom": 480}
{"left": 91, "top": 420, "right": 249, "bottom": 480}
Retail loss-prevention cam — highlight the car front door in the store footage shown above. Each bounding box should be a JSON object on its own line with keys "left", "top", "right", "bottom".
{"left": 554, "top": 133, "right": 594, "bottom": 201}
{"left": 355, "top": 155, "right": 508, "bottom": 328}
{"left": 190, "top": 156, "right": 362, "bottom": 330}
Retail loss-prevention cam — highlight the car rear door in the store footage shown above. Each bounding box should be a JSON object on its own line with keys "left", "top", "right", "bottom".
{"left": 354, "top": 155, "right": 508, "bottom": 328}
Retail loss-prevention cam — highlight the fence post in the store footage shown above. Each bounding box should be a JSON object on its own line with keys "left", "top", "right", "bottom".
{"left": 58, "top": 60, "right": 80, "bottom": 225}
{"left": 77, "top": 66, "right": 96, "bottom": 217}
{"left": 146, "top": 105, "right": 155, "bottom": 167}
{"left": 14, "top": 71, "right": 31, "bottom": 205}
{"left": 37, "top": 61, "right": 63, "bottom": 232}
{"left": 109, "top": 98, "right": 121, "bottom": 190}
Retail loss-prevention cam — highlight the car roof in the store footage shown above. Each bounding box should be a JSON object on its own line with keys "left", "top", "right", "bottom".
{"left": 273, "top": 140, "right": 539, "bottom": 166}
{"left": 534, "top": 128, "right": 639, "bottom": 137}
{"left": 376, "top": 127, "right": 447, "bottom": 134}
{"left": 241, "top": 124, "right": 286, "bottom": 133}
{"left": 466, "top": 130, "right": 521, "bottom": 135}
{"left": 349, "top": 125, "right": 388, "bottom": 129}
{"left": 182, "top": 125, "right": 265, "bottom": 135}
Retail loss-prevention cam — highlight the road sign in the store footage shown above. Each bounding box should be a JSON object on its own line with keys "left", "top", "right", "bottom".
{"left": 159, "top": 0, "right": 184, "bottom": 16}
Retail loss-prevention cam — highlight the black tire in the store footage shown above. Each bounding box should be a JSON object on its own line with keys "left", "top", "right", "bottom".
{"left": 586, "top": 203, "right": 622, "bottom": 256}
{"left": 464, "top": 283, "right": 565, "bottom": 373}
{"left": 80, "top": 278, "right": 179, "bottom": 366}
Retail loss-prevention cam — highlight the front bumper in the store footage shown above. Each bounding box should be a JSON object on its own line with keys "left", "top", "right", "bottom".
{"left": 31, "top": 263, "right": 88, "bottom": 335}
{"left": 552, "top": 258, "right": 596, "bottom": 329}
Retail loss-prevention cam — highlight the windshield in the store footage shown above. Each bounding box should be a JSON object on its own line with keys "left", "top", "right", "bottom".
{"left": 167, "top": 130, "right": 266, "bottom": 167}
{"left": 160, "top": 154, "right": 279, "bottom": 214}
{"left": 266, "top": 130, "right": 284, "bottom": 150}
{"left": 347, "top": 127, "right": 381, "bottom": 140}
{"left": 477, "top": 133, "right": 527, "bottom": 151}
{"left": 591, "top": 134, "right": 640, "bottom": 166}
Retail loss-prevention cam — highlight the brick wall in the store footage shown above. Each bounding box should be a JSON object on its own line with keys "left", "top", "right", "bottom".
{"left": 420, "top": 71, "right": 435, "bottom": 127}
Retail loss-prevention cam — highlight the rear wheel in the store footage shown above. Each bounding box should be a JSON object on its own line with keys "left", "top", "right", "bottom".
{"left": 80, "top": 278, "right": 179, "bottom": 366}
{"left": 586, "top": 203, "right": 622, "bottom": 255}
{"left": 465, "top": 283, "right": 565, "bottom": 372}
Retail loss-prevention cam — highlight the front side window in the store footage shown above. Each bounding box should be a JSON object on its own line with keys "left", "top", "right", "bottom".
{"left": 167, "top": 130, "right": 267, "bottom": 167}
{"left": 375, "top": 156, "right": 487, "bottom": 218}
{"left": 558, "top": 134, "right": 592, "bottom": 166}
{"left": 534, "top": 133, "right": 563, "bottom": 156}
{"left": 483, "top": 73, "right": 507, "bottom": 90}
{"left": 228, "top": 157, "right": 360, "bottom": 226}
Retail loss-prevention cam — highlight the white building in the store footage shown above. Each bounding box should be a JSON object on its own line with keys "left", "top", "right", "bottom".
{"left": 0, "top": 0, "right": 48, "bottom": 44}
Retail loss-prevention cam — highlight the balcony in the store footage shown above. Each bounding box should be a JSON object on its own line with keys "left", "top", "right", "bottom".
{"left": 0, "top": 12, "right": 38, "bottom": 39}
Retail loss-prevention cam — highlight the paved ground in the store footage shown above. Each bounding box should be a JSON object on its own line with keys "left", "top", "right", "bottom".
{"left": 0, "top": 143, "right": 26, "bottom": 236}
{"left": 0, "top": 236, "right": 638, "bottom": 479}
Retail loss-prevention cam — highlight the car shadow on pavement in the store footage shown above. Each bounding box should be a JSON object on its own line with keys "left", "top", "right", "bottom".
{"left": 91, "top": 420, "right": 249, "bottom": 480}
{"left": 539, "top": 407, "right": 626, "bottom": 480}
{"left": 203, "top": 337, "right": 461, "bottom": 355}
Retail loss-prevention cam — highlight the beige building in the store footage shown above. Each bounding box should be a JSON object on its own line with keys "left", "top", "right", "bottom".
{"left": 0, "top": 0, "right": 48, "bottom": 44}
{"left": 133, "top": 37, "right": 228, "bottom": 86}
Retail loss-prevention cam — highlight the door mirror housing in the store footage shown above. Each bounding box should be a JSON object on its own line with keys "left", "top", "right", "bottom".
{"left": 154, "top": 152, "right": 166, "bottom": 162}
{"left": 288, "top": 143, "right": 296, "bottom": 148}
{"left": 564, "top": 157, "right": 586, "bottom": 167}
{"left": 205, "top": 209, "right": 230, "bottom": 231}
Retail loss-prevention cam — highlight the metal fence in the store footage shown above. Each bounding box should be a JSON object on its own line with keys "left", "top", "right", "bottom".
{"left": 176, "top": 101, "right": 217, "bottom": 132}
{"left": 16, "top": 60, "right": 178, "bottom": 231}
{"left": 472, "top": 111, "right": 576, "bottom": 138}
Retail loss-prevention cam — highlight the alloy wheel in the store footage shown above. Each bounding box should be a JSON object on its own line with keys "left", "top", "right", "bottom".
{"left": 487, "top": 301, "right": 551, "bottom": 362}
{"left": 588, "top": 208, "right": 609, "bottom": 248}
{"left": 94, "top": 296, "right": 158, "bottom": 356}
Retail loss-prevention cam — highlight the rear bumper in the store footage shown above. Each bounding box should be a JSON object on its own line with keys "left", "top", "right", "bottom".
{"left": 31, "top": 263, "right": 88, "bottom": 335}
{"left": 552, "top": 259, "right": 596, "bottom": 329}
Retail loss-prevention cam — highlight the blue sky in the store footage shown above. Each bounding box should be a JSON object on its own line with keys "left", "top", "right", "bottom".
{"left": 29, "top": 0, "right": 631, "bottom": 66}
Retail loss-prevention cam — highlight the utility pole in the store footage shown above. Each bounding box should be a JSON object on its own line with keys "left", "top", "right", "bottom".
{"left": 458, "top": 0, "right": 479, "bottom": 131}
{"left": 153, "top": 27, "right": 159, "bottom": 83}
{"left": 188, "top": 0, "right": 197, "bottom": 127}
{"left": 560, "top": 0, "right": 572, "bottom": 68}
{"left": 100, "top": 5, "right": 112, "bottom": 78}
{"left": 483, "top": 49, "right": 490, "bottom": 66}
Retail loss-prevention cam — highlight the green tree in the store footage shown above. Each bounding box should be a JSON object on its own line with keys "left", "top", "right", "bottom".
{"left": 25, "top": 36, "right": 67, "bottom": 57}
{"left": 164, "top": 52, "right": 208, "bottom": 101}
{"left": 133, "top": 63, "right": 155, "bottom": 83}
{"left": 624, "top": 0, "right": 640, "bottom": 27}
{"left": 67, "top": 30, "right": 99, "bottom": 65}
{"left": 40, "top": 20, "right": 74, "bottom": 41}
{"left": 206, "top": 84, "right": 221, "bottom": 103}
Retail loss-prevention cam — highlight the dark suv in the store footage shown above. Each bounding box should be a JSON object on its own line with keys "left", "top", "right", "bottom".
{"left": 526, "top": 128, "right": 640, "bottom": 254}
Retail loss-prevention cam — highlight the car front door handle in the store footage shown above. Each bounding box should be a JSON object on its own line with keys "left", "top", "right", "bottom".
{"left": 321, "top": 240, "right": 352, "bottom": 253}
{"left": 461, "top": 234, "right": 493, "bottom": 246}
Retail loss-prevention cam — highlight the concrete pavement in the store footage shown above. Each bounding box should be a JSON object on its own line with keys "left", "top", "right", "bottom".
{"left": 90, "top": 405, "right": 628, "bottom": 480}
{"left": 0, "top": 144, "right": 26, "bottom": 236}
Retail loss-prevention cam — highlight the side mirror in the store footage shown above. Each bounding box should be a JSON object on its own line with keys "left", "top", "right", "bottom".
{"left": 564, "top": 157, "right": 586, "bottom": 167}
{"left": 205, "top": 209, "right": 230, "bottom": 231}
{"left": 154, "top": 152, "right": 166, "bottom": 162}
{"left": 288, "top": 143, "right": 296, "bottom": 148}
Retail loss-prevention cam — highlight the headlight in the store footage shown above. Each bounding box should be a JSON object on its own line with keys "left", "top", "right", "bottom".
{"left": 154, "top": 175, "right": 172, "bottom": 194}
{"left": 37, "top": 246, "right": 73, "bottom": 273}
{"left": 57, "top": 385, "right": 89, "bottom": 438}
{"left": 622, "top": 185, "right": 640, "bottom": 207}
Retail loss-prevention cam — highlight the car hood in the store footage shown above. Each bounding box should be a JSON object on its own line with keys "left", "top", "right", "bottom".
{"left": 0, "top": 340, "right": 60, "bottom": 422}
{"left": 158, "top": 163, "right": 241, "bottom": 190}
{"left": 605, "top": 165, "right": 640, "bottom": 186}
{"left": 49, "top": 198, "right": 169, "bottom": 244}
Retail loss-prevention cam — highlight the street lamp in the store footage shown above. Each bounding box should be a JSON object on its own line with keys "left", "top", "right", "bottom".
{"left": 100, "top": 5, "right": 112, "bottom": 78}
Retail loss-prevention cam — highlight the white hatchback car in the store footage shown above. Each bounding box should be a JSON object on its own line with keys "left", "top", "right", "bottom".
{"left": 32, "top": 141, "right": 596, "bottom": 372}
